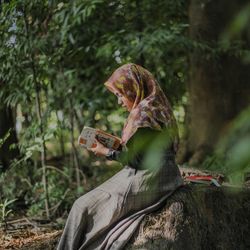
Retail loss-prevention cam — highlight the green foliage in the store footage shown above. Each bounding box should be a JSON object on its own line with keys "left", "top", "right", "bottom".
{"left": 0, "top": 129, "right": 11, "bottom": 148}
{"left": 221, "top": 3, "right": 250, "bottom": 42}
{"left": 200, "top": 107, "right": 250, "bottom": 185}
{"left": 215, "top": 107, "right": 250, "bottom": 184}
{"left": 26, "top": 166, "right": 76, "bottom": 217}
{"left": 0, "top": 158, "right": 78, "bottom": 218}
{"left": 0, "top": 198, "right": 17, "bottom": 229}
{"left": 0, "top": 0, "right": 189, "bottom": 217}
{"left": 214, "top": 2, "right": 250, "bottom": 62}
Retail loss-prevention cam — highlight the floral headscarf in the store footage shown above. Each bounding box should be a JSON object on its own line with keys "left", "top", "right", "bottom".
{"left": 104, "top": 63, "right": 179, "bottom": 153}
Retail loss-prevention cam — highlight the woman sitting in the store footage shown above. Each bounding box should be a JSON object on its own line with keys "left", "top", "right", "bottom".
{"left": 57, "top": 63, "right": 183, "bottom": 250}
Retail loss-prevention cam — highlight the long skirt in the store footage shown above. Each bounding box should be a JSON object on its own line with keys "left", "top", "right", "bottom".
{"left": 57, "top": 159, "right": 183, "bottom": 250}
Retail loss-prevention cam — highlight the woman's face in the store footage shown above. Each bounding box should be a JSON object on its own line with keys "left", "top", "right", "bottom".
{"left": 115, "top": 92, "right": 133, "bottom": 111}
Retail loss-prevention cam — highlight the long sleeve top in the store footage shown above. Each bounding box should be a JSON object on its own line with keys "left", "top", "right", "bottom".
{"left": 106, "top": 127, "right": 175, "bottom": 171}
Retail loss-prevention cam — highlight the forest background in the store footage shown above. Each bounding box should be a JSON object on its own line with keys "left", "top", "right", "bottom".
{"left": 0, "top": 0, "right": 250, "bottom": 226}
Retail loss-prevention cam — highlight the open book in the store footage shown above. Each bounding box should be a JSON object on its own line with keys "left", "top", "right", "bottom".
{"left": 78, "top": 126, "right": 121, "bottom": 150}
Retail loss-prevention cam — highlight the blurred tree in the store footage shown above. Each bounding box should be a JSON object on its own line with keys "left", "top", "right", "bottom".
{"left": 177, "top": 0, "right": 250, "bottom": 166}
{"left": 0, "top": 104, "right": 19, "bottom": 172}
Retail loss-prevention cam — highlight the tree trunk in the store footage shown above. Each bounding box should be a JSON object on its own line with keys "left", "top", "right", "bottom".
{"left": 69, "top": 97, "right": 81, "bottom": 193}
{"left": 0, "top": 105, "right": 19, "bottom": 172}
{"left": 177, "top": 0, "right": 250, "bottom": 166}
{"left": 126, "top": 186, "right": 250, "bottom": 250}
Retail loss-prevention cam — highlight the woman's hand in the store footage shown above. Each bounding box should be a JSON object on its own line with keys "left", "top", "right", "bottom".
{"left": 89, "top": 139, "right": 110, "bottom": 157}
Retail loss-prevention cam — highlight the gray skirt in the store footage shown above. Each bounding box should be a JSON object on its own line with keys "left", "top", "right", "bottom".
{"left": 57, "top": 160, "right": 183, "bottom": 250}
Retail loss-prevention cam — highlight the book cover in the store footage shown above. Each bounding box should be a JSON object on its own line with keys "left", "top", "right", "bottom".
{"left": 78, "top": 126, "right": 121, "bottom": 150}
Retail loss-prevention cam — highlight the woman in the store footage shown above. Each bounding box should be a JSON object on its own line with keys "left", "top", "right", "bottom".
{"left": 57, "top": 63, "right": 183, "bottom": 250}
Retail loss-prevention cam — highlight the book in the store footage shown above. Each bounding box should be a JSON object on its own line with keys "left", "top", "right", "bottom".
{"left": 185, "top": 175, "right": 221, "bottom": 187}
{"left": 78, "top": 126, "right": 121, "bottom": 150}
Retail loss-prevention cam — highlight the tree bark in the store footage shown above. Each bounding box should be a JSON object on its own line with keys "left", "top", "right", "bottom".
{"left": 177, "top": 0, "right": 250, "bottom": 166}
{"left": 69, "top": 97, "right": 81, "bottom": 193}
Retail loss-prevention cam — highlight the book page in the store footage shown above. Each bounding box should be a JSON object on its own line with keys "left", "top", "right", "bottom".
{"left": 78, "top": 127, "right": 97, "bottom": 149}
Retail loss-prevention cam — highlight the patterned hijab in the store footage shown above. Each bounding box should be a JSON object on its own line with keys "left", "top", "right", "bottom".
{"left": 104, "top": 63, "right": 179, "bottom": 153}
